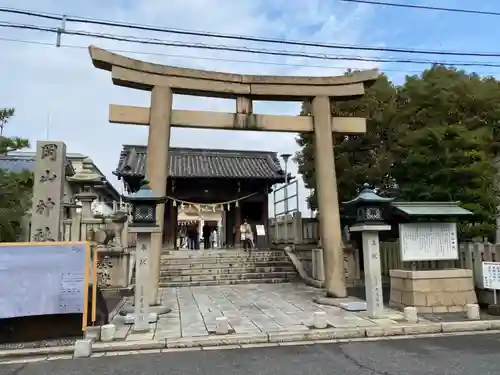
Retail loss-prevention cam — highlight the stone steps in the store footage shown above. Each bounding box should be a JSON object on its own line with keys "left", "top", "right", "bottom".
{"left": 159, "top": 249, "right": 296, "bottom": 287}
{"left": 160, "top": 249, "right": 283, "bottom": 258}
{"left": 162, "top": 265, "right": 295, "bottom": 276}
{"left": 159, "top": 277, "right": 294, "bottom": 287}
{"left": 160, "top": 257, "right": 291, "bottom": 266}
{"left": 160, "top": 271, "right": 297, "bottom": 282}
{"left": 161, "top": 260, "right": 293, "bottom": 269}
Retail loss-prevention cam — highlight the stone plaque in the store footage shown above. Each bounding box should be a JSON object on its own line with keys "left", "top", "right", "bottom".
{"left": 30, "top": 141, "right": 67, "bottom": 242}
{"left": 399, "top": 222, "right": 458, "bottom": 262}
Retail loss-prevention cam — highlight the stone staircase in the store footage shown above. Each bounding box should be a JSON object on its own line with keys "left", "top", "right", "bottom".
{"left": 159, "top": 249, "right": 297, "bottom": 287}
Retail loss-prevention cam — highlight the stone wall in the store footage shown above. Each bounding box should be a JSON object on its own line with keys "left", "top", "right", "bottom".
{"left": 389, "top": 269, "right": 477, "bottom": 313}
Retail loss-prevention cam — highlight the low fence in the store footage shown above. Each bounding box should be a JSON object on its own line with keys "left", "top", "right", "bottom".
{"left": 380, "top": 241, "right": 498, "bottom": 290}
{"left": 269, "top": 212, "right": 319, "bottom": 245}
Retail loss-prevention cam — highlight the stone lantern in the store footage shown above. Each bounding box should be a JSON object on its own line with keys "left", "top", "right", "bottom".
{"left": 68, "top": 158, "right": 103, "bottom": 217}
{"left": 121, "top": 178, "right": 167, "bottom": 331}
{"left": 343, "top": 183, "right": 394, "bottom": 318}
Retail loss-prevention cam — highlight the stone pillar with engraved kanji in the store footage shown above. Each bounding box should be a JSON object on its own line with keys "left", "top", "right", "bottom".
{"left": 31, "top": 141, "right": 67, "bottom": 242}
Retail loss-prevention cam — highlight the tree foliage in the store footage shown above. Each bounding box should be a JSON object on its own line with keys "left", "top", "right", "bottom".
{"left": 0, "top": 108, "right": 32, "bottom": 242}
{"left": 295, "top": 66, "right": 500, "bottom": 239}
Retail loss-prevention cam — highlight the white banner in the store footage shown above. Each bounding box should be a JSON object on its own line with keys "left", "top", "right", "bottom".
{"left": 0, "top": 242, "right": 87, "bottom": 319}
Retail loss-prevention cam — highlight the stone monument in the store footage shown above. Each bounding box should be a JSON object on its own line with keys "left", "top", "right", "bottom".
{"left": 31, "top": 141, "right": 66, "bottom": 241}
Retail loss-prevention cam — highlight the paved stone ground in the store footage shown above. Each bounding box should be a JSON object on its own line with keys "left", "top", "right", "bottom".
{"left": 114, "top": 283, "right": 408, "bottom": 342}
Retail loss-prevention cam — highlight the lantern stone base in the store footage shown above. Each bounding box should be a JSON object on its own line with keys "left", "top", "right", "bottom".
{"left": 389, "top": 269, "right": 477, "bottom": 313}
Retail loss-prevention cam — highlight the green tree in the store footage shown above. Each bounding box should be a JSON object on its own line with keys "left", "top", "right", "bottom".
{"left": 0, "top": 108, "right": 32, "bottom": 242}
{"left": 295, "top": 66, "right": 500, "bottom": 239}
{"left": 391, "top": 123, "right": 498, "bottom": 239}
{"left": 295, "top": 73, "right": 399, "bottom": 209}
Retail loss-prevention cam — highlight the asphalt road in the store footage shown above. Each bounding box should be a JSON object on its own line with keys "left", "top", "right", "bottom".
{"left": 2, "top": 333, "right": 500, "bottom": 375}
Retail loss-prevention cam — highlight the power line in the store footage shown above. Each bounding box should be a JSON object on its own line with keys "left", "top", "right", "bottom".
{"left": 1, "top": 36, "right": 500, "bottom": 78}
{"left": 341, "top": 0, "right": 500, "bottom": 16}
{"left": 7, "top": 35, "right": 492, "bottom": 75}
{"left": 1, "top": 6, "right": 500, "bottom": 58}
{"left": 2, "top": 22, "right": 500, "bottom": 68}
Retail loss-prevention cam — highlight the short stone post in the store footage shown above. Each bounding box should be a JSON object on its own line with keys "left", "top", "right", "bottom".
{"left": 312, "top": 311, "right": 328, "bottom": 329}
{"left": 101, "top": 324, "right": 117, "bottom": 342}
{"left": 404, "top": 307, "right": 418, "bottom": 323}
{"left": 74, "top": 339, "right": 92, "bottom": 358}
{"left": 466, "top": 304, "right": 480, "bottom": 320}
{"left": 215, "top": 316, "right": 229, "bottom": 335}
{"left": 344, "top": 184, "right": 394, "bottom": 319}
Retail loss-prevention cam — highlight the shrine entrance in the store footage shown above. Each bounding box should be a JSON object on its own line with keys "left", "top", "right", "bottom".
{"left": 115, "top": 145, "right": 286, "bottom": 250}
{"left": 89, "top": 45, "right": 378, "bottom": 299}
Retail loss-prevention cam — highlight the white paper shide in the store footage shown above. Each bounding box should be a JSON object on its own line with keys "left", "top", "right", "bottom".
{"left": 399, "top": 222, "right": 458, "bottom": 262}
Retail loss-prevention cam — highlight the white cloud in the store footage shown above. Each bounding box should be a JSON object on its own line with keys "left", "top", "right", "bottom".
{"left": 0, "top": 0, "right": 380, "bottom": 216}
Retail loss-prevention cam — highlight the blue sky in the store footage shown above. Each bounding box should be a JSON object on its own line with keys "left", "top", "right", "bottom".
{"left": 0, "top": 0, "right": 499, "bottom": 215}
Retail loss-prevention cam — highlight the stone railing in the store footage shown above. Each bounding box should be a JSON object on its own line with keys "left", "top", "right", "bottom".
{"left": 380, "top": 241, "right": 500, "bottom": 305}
{"left": 269, "top": 212, "right": 319, "bottom": 245}
{"left": 59, "top": 216, "right": 136, "bottom": 290}
{"left": 291, "top": 245, "right": 361, "bottom": 287}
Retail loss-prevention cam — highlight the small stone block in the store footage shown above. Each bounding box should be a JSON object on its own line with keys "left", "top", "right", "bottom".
{"left": 215, "top": 317, "right": 229, "bottom": 335}
{"left": 313, "top": 311, "right": 328, "bottom": 329}
{"left": 488, "top": 304, "right": 500, "bottom": 316}
{"left": 84, "top": 326, "right": 101, "bottom": 342}
{"left": 101, "top": 324, "right": 117, "bottom": 342}
{"left": 466, "top": 304, "right": 480, "bottom": 320}
{"left": 404, "top": 307, "right": 418, "bottom": 323}
{"left": 74, "top": 339, "right": 92, "bottom": 358}
{"left": 124, "top": 312, "right": 158, "bottom": 324}
{"left": 340, "top": 301, "right": 367, "bottom": 311}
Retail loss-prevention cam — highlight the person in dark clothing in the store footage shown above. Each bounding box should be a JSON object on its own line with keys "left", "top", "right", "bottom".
{"left": 202, "top": 223, "right": 211, "bottom": 249}
{"left": 187, "top": 222, "right": 196, "bottom": 249}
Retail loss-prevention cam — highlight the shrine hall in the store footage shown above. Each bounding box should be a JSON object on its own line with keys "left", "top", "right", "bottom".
{"left": 114, "top": 145, "right": 289, "bottom": 249}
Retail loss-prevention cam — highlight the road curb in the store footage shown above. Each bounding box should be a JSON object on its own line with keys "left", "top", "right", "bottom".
{"left": 2, "top": 319, "right": 500, "bottom": 361}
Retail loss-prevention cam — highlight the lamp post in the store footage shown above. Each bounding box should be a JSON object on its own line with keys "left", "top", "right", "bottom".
{"left": 280, "top": 153, "right": 291, "bottom": 244}
{"left": 122, "top": 178, "right": 168, "bottom": 331}
{"left": 343, "top": 183, "right": 394, "bottom": 318}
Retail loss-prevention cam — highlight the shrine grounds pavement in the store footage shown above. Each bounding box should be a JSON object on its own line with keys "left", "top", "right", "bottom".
{"left": 3, "top": 283, "right": 500, "bottom": 364}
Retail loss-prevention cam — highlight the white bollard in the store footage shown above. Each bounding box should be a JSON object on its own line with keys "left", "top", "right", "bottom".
{"left": 467, "top": 304, "right": 480, "bottom": 320}
{"left": 313, "top": 311, "right": 328, "bottom": 329}
{"left": 215, "top": 316, "right": 229, "bottom": 335}
{"left": 101, "top": 324, "right": 117, "bottom": 342}
{"left": 404, "top": 307, "right": 418, "bottom": 323}
{"left": 74, "top": 339, "right": 93, "bottom": 358}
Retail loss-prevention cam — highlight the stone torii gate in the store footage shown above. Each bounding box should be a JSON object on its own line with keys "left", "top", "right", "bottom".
{"left": 89, "top": 45, "right": 378, "bottom": 302}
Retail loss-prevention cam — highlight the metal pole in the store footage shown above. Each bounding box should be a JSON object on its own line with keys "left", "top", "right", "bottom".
{"left": 281, "top": 154, "right": 291, "bottom": 245}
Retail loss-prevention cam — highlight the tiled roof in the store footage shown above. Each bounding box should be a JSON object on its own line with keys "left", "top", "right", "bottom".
{"left": 0, "top": 152, "right": 119, "bottom": 200}
{"left": 0, "top": 155, "right": 36, "bottom": 173}
{"left": 116, "top": 145, "right": 287, "bottom": 181}
{"left": 0, "top": 153, "right": 78, "bottom": 175}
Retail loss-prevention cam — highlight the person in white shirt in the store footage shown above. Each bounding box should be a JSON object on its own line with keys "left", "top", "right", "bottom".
{"left": 240, "top": 219, "right": 254, "bottom": 251}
